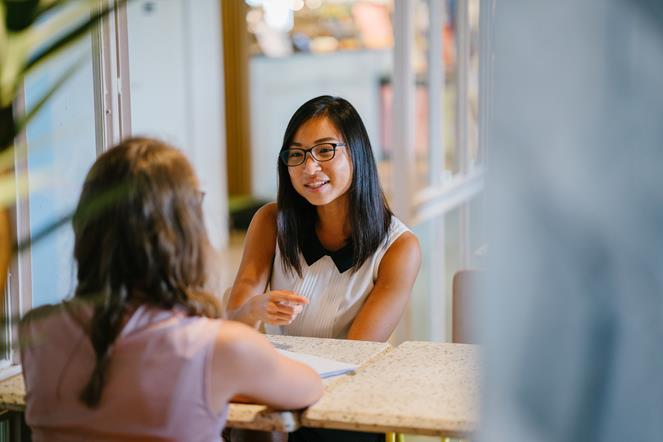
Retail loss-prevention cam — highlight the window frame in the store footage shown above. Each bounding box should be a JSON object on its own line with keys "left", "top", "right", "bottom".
{"left": 391, "top": 0, "right": 491, "bottom": 342}
{"left": 0, "top": 0, "right": 131, "bottom": 379}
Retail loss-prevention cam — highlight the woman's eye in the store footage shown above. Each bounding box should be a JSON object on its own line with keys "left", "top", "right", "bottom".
{"left": 288, "top": 151, "right": 303, "bottom": 158}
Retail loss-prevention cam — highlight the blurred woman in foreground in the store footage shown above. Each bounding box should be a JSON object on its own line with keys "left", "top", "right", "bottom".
{"left": 20, "top": 138, "right": 322, "bottom": 441}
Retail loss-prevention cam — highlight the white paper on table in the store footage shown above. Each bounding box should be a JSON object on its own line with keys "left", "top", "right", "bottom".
{"left": 276, "top": 349, "right": 358, "bottom": 379}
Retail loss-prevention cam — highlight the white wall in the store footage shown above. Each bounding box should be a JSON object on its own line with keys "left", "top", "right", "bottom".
{"left": 127, "top": 0, "right": 228, "bottom": 248}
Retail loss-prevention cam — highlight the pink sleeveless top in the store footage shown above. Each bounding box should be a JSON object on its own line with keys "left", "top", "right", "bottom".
{"left": 20, "top": 304, "right": 227, "bottom": 442}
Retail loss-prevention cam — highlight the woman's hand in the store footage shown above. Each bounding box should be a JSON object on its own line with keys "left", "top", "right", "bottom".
{"left": 248, "top": 291, "right": 308, "bottom": 325}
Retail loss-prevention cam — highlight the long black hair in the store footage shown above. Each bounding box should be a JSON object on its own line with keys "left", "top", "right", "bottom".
{"left": 73, "top": 137, "right": 221, "bottom": 408}
{"left": 276, "top": 95, "right": 392, "bottom": 276}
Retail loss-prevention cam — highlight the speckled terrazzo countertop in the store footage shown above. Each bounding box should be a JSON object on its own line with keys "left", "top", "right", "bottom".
{"left": 302, "top": 341, "right": 480, "bottom": 437}
{"left": 225, "top": 335, "right": 391, "bottom": 431}
{"left": 0, "top": 335, "right": 392, "bottom": 432}
{"left": 0, "top": 374, "right": 25, "bottom": 411}
{"left": 0, "top": 372, "right": 305, "bottom": 432}
{"left": 268, "top": 335, "right": 390, "bottom": 365}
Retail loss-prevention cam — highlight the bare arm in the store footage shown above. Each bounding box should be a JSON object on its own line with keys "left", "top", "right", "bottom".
{"left": 226, "top": 203, "right": 308, "bottom": 327}
{"left": 210, "top": 321, "right": 323, "bottom": 413}
{"left": 346, "top": 231, "right": 421, "bottom": 342}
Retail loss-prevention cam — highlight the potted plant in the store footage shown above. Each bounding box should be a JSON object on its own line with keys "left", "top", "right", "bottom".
{"left": 1, "top": 0, "right": 127, "bottom": 344}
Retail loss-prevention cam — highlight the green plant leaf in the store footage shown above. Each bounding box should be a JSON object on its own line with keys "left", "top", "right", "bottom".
{"left": 12, "top": 180, "right": 131, "bottom": 253}
{"left": 24, "top": 0, "right": 126, "bottom": 74}
{"left": 3, "top": 0, "right": 40, "bottom": 32}
{"left": 13, "top": 209, "right": 70, "bottom": 251}
{"left": 0, "top": 5, "right": 8, "bottom": 75}
{"left": 2, "top": 0, "right": 126, "bottom": 106}
{"left": 0, "top": 140, "right": 15, "bottom": 171}
{"left": 0, "top": 165, "right": 44, "bottom": 207}
{"left": 33, "top": 0, "right": 69, "bottom": 21}
{"left": 13, "top": 50, "right": 85, "bottom": 135}
{"left": 0, "top": 13, "right": 32, "bottom": 106}
{"left": 0, "top": 103, "right": 14, "bottom": 149}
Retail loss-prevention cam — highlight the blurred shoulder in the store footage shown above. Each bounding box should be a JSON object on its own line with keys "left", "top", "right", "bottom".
{"left": 254, "top": 202, "right": 277, "bottom": 223}
{"left": 215, "top": 319, "right": 272, "bottom": 357}
{"left": 19, "top": 302, "right": 89, "bottom": 348}
{"left": 20, "top": 303, "right": 69, "bottom": 331}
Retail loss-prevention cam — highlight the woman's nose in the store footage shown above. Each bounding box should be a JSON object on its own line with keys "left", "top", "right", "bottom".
{"left": 303, "top": 154, "right": 321, "bottom": 174}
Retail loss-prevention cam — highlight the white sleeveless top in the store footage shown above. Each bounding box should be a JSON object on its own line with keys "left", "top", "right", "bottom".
{"left": 265, "top": 216, "right": 410, "bottom": 339}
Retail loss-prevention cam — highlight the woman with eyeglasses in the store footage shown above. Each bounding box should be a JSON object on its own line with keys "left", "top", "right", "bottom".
{"left": 20, "top": 138, "right": 323, "bottom": 441}
{"left": 228, "top": 95, "right": 420, "bottom": 343}
{"left": 227, "top": 96, "right": 420, "bottom": 441}
{"left": 229, "top": 95, "right": 420, "bottom": 342}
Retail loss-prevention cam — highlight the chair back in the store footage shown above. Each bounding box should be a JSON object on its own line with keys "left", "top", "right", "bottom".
{"left": 452, "top": 269, "right": 480, "bottom": 344}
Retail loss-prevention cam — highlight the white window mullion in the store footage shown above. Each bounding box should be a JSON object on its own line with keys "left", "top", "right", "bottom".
{"left": 390, "top": 0, "right": 416, "bottom": 343}
{"left": 426, "top": 0, "right": 447, "bottom": 342}
{"left": 114, "top": 0, "right": 132, "bottom": 139}
{"left": 91, "top": 1, "right": 113, "bottom": 153}
{"left": 427, "top": 0, "right": 445, "bottom": 186}
{"left": 456, "top": 0, "right": 471, "bottom": 268}
{"left": 93, "top": 0, "right": 132, "bottom": 150}
{"left": 479, "top": 0, "right": 496, "bottom": 165}
{"left": 456, "top": 0, "right": 470, "bottom": 175}
{"left": 413, "top": 168, "right": 484, "bottom": 225}
{"left": 392, "top": 0, "right": 416, "bottom": 224}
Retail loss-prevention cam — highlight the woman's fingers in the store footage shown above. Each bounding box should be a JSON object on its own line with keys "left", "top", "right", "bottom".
{"left": 269, "top": 291, "right": 309, "bottom": 305}
{"left": 267, "top": 304, "right": 294, "bottom": 317}
{"left": 272, "top": 302, "right": 300, "bottom": 315}
{"left": 256, "top": 291, "right": 307, "bottom": 324}
{"left": 266, "top": 311, "right": 297, "bottom": 324}
{"left": 267, "top": 301, "right": 299, "bottom": 315}
{"left": 265, "top": 300, "right": 303, "bottom": 325}
{"left": 267, "top": 317, "right": 295, "bottom": 325}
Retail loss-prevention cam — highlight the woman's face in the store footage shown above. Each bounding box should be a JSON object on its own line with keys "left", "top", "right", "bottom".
{"left": 287, "top": 116, "right": 353, "bottom": 208}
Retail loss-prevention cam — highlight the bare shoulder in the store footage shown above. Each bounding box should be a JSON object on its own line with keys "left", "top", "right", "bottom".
{"left": 209, "top": 319, "right": 279, "bottom": 406}
{"left": 378, "top": 231, "right": 421, "bottom": 277}
{"left": 244, "top": 202, "right": 278, "bottom": 240}
{"left": 20, "top": 303, "right": 71, "bottom": 333}
{"left": 252, "top": 202, "right": 278, "bottom": 226}
{"left": 388, "top": 231, "right": 421, "bottom": 260}
{"left": 21, "top": 303, "right": 61, "bottom": 325}
{"left": 214, "top": 319, "right": 272, "bottom": 360}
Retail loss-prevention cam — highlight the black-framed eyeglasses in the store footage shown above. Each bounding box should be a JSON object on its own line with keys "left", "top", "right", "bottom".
{"left": 279, "top": 142, "right": 346, "bottom": 167}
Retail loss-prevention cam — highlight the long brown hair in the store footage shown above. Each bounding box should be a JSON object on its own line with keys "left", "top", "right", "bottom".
{"left": 73, "top": 137, "right": 221, "bottom": 407}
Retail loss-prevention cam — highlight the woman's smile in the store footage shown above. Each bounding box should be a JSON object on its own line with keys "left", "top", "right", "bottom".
{"left": 304, "top": 179, "right": 330, "bottom": 191}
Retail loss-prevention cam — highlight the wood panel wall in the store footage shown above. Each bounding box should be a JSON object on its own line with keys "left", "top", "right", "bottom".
{"left": 221, "top": 0, "right": 252, "bottom": 196}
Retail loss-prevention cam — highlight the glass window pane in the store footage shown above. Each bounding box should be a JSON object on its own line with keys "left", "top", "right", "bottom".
{"left": 412, "top": 0, "right": 466, "bottom": 187}
{"left": 411, "top": 0, "right": 482, "bottom": 181}
{"left": 468, "top": 193, "right": 486, "bottom": 268}
{"left": 22, "top": 40, "right": 98, "bottom": 307}
{"left": 407, "top": 206, "right": 463, "bottom": 341}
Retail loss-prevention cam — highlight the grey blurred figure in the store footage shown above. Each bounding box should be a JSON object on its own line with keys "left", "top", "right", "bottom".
{"left": 480, "top": 0, "right": 663, "bottom": 441}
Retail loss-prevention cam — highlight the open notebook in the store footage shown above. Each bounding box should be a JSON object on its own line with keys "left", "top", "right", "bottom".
{"left": 277, "top": 349, "right": 358, "bottom": 379}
